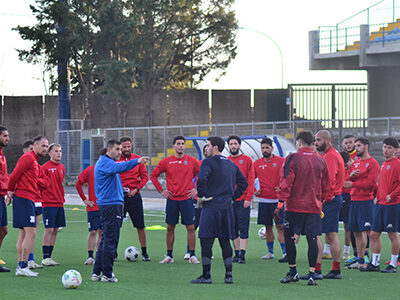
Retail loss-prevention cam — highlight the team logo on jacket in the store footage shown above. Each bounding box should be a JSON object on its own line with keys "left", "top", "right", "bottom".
{"left": 273, "top": 163, "right": 277, "bottom": 167}
{"left": 184, "top": 161, "right": 188, "bottom": 165}
{"left": 387, "top": 165, "right": 391, "bottom": 170}
{"left": 365, "top": 163, "right": 369, "bottom": 168}
{"left": 239, "top": 160, "right": 243, "bottom": 164}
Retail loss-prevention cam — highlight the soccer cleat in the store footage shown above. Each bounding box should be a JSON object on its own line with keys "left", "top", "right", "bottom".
{"left": 381, "top": 265, "right": 397, "bottom": 273}
{"left": 384, "top": 260, "right": 400, "bottom": 266}
{"left": 189, "top": 256, "right": 200, "bottom": 264}
{"left": 142, "top": 255, "right": 151, "bottom": 262}
{"left": 183, "top": 253, "right": 190, "bottom": 260}
{"left": 28, "top": 261, "right": 43, "bottom": 269}
{"left": 307, "top": 277, "right": 318, "bottom": 286}
{"left": 345, "top": 256, "right": 358, "bottom": 264}
{"left": 299, "top": 273, "right": 323, "bottom": 280}
{"left": 322, "top": 253, "right": 332, "bottom": 259}
{"left": 159, "top": 255, "right": 174, "bottom": 264}
{"left": 16, "top": 267, "right": 38, "bottom": 277}
{"left": 347, "top": 262, "right": 366, "bottom": 270}
{"left": 364, "top": 256, "right": 370, "bottom": 264}
{"left": 91, "top": 273, "right": 101, "bottom": 281}
{"left": 278, "top": 254, "right": 289, "bottom": 263}
{"left": 280, "top": 272, "right": 299, "bottom": 283}
{"left": 360, "top": 263, "right": 380, "bottom": 272}
{"left": 101, "top": 274, "right": 118, "bottom": 282}
{"left": 42, "top": 258, "right": 60, "bottom": 266}
{"left": 0, "top": 266, "right": 10, "bottom": 272}
{"left": 190, "top": 275, "right": 212, "bottom": 284}
{"left": 84, "top": 257, "right": 95, "bottom": 265}
{"left": 261, "top": 253, "right": 275, "bottom": 260}
{"left": 238, "top": 257, "right": 246, "bottom": 264}
{"left": 224, "top": 275, "right": 233, "bottom": 284}
{"left": 323, "top": 271, "right": 342, "bottom": 279}
{"left": 232, "top": 256, "right": 239, "bottom": 263}
{"left": 0, "top": 259, "right": 6, "bottom": 264}
{"left": 342, "top": 252, "right": 351, "bottom": 260}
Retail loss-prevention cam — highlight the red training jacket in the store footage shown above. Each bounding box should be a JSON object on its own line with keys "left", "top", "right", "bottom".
{"left": 323, "top": 145, "right": 345, "bottom": 200}
{"left": 117, "top": 153, "right": 149, "bottom": 191}
{"left": 76, "top": 165, "right": 98, "bottom": 212}
{"left": 150, "top": 154, "right": 200, "bottom": 200}
{"left": 278, "top": 147, "right": 331, "bottom": 214}
{"left": 0, "top": 147, "right": 8, "bottom": 197}
{"left": 41, "top": 160, "right": 65, "bottom": 207}
{"left": 254, "top": 155, "right": 284, "bottom": 199}
{"left": 228, "top": 154, "right": 255, "bottom": 202}
{"left": 376, "top": 157, "right": 400, "bottom": 205}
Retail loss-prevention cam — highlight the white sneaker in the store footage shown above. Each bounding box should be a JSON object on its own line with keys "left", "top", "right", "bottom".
{"left": 184, "top": 253, "right": 190, "bottom": 260}
{"left": 91, "top": 273, "right": 101, "bottom": 281}
{"left": 101, "top": 274, "right": 118, "bottom": 282}
{"left": 16, "top": 267, "right": 38, "bottom": 277}
{"left": 159, "top": 255, "right": 174, "bottom": 264}
{"left": 84, "top": 257, "right": 95, "bottom": 265}
{"left": 189, "top": 256, "right": 200, "bottom": 264}
{"left": 343, "top": 252, "right": 351, "bottom": 260}
{"left": 42, "top": 258, "right": 60, "bottom": 266}
{"left": 347, "top": 261, "right": 366, "bottom": 269}
{"left": 28, "top": 260, "right": 43, "bottom": 269}
{"left": 261, "top": 253, "right": 275, "bottom": 259}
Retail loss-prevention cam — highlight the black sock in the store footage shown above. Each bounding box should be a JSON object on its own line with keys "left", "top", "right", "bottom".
{"left": 141, "top": 247, "right": 147, "bottom": 257}
{"left": 167, "top": 250, "right": 173, "bottom": 258}
{"left": 289, "top": 266, "right": 297, "bottom": 276}
{"left": 43, "top": 246, "right": 50, "bottom": 259}
{"left": 88, "top": 251, "right": 94, "bottom": 258}
{"left": 309, "top": 271, "right": 315, "bottom": 279}
{"left": 219, "top": 238, "right": 233, "bottom": 273}
{"left": 189, "top": 250, "right": 195, "bottom": 257}
{"left": 240, "top": 249, "right": 246, "bottom": 258}
{"left": 234, "top": 250, "right": 239, "bottom": 257}
{"left": 49, "top": 245, "right": 54, "bottom": 258}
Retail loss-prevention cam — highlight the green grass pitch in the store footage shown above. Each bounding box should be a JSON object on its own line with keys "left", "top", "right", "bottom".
{"left": 0, "top": 205, "right": 397, "bottom": 300}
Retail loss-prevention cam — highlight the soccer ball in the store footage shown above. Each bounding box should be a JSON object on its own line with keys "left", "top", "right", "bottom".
{"left": 258, "top": 227, "right": 266, "bottom": 240}
{"left": 62, "top": 270, "right": 82, "bottom": 289}
{"left": 125, "top": 246, "right": 139, "bottom": 262}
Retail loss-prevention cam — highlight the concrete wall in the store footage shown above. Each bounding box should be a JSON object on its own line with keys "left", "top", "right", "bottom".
{"left": 211, "top": 90, "right": 252, "bottom": 123}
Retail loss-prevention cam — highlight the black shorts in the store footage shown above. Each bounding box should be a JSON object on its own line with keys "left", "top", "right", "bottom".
{"left": 283, "top": 211, "right": 322, "bottom": 237}
{"left": 43, "top": 207, "right": 66, "bottom": 228}
{"left": 0, "top": 197, "right": 7, "bottom": 227}
{"left": 339, "top": 193, "right": 351, "bottom": 223}
{"left": 198, "top": 206, "right": 235, "bottom": 240}
{"left": 233, "top": 200, "right": 250, "bottom": 239}
{"left": 124, "top": 194, "right": 145, "bottom": 229}
{"left": 257, "top": 202, "right": 283, "bottom": 225}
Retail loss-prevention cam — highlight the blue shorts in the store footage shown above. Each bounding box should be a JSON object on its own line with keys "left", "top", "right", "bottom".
{"left": 283, "top": 211, "right": 322, "bottom": 237}
{"left": 123, "top": 194, "right": 145, "bottom": 229}
{"left": 0, "top": 197, "right": 7, "bottom": 227}
{"left": 339, "top": 193, "right": 351, "bottom": 223}
{"left": 12, "top": 196, "right": 36, "bottom": 229}
{"left": 43, "top": 207, "right": 66, "bottom": 228}
{"left": 165, "top": 199, "right": 194, "bottom": 225}
{"left": 35, "top": 206, "right": 42, "bottom": 216}
{"left": 348, "top": 199, "right": 374, "bottom": 232}
{"left": 257, "top": 202, "right": 283, "bottom": 225}
{"left": 372, "top": 203, "right": 400, "bottom": 233}
{"left": 322, "top": 195, "right": 343, "bottom": 233}
{"left": 198, "top": 206, "right": 235, "bottom": 240}
{"left": 233, "top": 200, "right": 251, "bottom": 239}
{"left": 88, "top": 210, "right": 102, "bottom": 232}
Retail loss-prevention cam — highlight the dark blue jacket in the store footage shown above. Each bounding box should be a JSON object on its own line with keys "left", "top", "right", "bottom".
{"left": 197, "top": 155, "right": 248, "bottom": 209}
{"left": 94, "top": 155, "right": 139, "bottom": 206}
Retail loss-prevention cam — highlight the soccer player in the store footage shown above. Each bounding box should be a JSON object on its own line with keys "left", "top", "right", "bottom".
{"left": 190, "top": 136, "right": 248, "bottom": 284}
{"left": 0, "top": 126, "right": 10, "bottom": 272}
{"left": 314, "top": 130, "right": 345, "bottom": 279}
{"left": 76, "top": 148, "right": 106, "bottom": 265}
{"left": 92, "top": 140, "right": 148, "bottom": 283}
{"left": 8, "top": 136, "right": 49, "bottom": 277}
{"left": 150, "top": 136, "right": 201, "bottom": 264}
{"left": 342, "top": 135, "right": 358, "bottom": 161}
{"left": 41, "top": 143, "right": 66, "bottom": 266}
{"left": 227, "top": 135, "right": 255, "bottom": 264}
{"left": 253, "top": 137, "right": 286, "bottom": 261}
{"left": 344, "top": 137, "right": 380, "bottom": 269}
{"left": 22, "top": 140, "right": 34, "bottom": 153}
{"left": 118, "top": 136, "right": 150, "bottom": 261}
{"left": 278, "top": 131, "right": 330, "bottom": 286}
{"left": 361, "top": 137, "right": 400, "bottom": 273}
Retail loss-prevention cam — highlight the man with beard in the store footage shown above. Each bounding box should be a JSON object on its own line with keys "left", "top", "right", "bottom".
{"left": 253, "top": 137, "right": 286, "bottom": 261}
{"left": 151, "top": 136, "right": 201, "bottom": 264}
{"left": 118, "top": 136, "right": 150, "bottom": 261}
{"left": 344, "top": 137, "right": 379, "bottom": 270}
{"left": 0, "top": 126, "right": 10, "bottom": 272}
{"left": 227, "top": 135, "right": 255, "bottom": 264}
{"left": 313, "top": 130, "right": 345, "bottom": 279}
{"left": 8, "top": 136, "right": 49, "bottom": 277}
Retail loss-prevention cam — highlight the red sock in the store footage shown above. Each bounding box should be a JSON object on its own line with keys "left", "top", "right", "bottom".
{"left": 332, "top": 261, "right": 340, "bottom": 271}
{"left": 315, "top": 263, "right": 322, "bottom": 271}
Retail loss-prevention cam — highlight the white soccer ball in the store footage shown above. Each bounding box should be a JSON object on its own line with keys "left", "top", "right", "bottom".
{"left": 258, "top": 227, "right": 266, "bottom": 240}
{"left": 62, "top": 270, "right": 82, "bottom": 289}
{"left": 125, "top": 246, "right": 139, "bottom": 262}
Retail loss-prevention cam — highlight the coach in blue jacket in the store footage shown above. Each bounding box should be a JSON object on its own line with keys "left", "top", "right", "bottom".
{"left": 92, "top": 139, "right": 148, "bottom": 283}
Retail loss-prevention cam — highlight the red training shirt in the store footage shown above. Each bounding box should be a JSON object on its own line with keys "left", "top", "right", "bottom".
{"left": 323, "top": 145, "right": 345, "bottom": 200}
{"left": 41, "top": 160, "right": 65, "bottom": 207}
{"left": 0, "top": 147, "right": 8, "bottom": 197}
{"left": 228, "top": 154, "right": 255, "bottom": 203}
{"left": 254, "top": 155, "right": 284, "bottom": 200}
{"left": 76, "top": 165, "right": 98, "bottom": 212}
{"left": 150, "top": 154, "right": 200, "bottom": 201}
{"left": 117, "top": 153, "right": 149, "bottom": 192}
{"left": 376, "top": 157, "right": 400, "bottom": 205}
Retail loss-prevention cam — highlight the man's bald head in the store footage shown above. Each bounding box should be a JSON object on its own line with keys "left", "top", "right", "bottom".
{"left": 315, "top": 130, "right": 332, "bottom": 152}
{"left": 316, "top": 130, "right": 331, "bottom": 140}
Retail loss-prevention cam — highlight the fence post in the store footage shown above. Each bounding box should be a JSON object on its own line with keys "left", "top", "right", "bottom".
{"left": 148, "top": 128, "right": 152, "bottom": 172}
{"left": 338, "top": 120, "right": 343, "bottom": 149}
{"left": 293, "top": 121, "right": 297, "bottom": 143}
{"left": 132, "top": 128, "right": 136, "bottom": 154}
{"left": 163, "top": 127, "right": 167, "bottom": 158}
{"left": 252, "top": 121, "right": 255, "bottom": 135}
{"left": 331, "top": 84, "right": 336, "bottom": 128}
{"left": 388, "top": 117, "right": 392, "bottom": 136}
{"left": 363, "top": 119, "right": 366, "bottom": 136}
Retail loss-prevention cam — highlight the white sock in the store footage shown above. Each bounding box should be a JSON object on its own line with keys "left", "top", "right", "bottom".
{"left": 343, "top": 245, "right": 350, "bottom": 254}
{"left": 323, "top": 243, "right": 331, "bottom": 255}
{"left": 372, "top": 253, "right": 380, "bottom": 266}
{"left": 390, "top": 254, "right": 398, "bottom": 268}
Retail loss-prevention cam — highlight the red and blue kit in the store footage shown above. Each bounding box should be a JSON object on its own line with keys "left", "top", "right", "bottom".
{"left": 8, "top": 151, "right": 42, "bottom": 202}
{"left": 41, "top": 160, "right": 65, "bottom": 207}
{"left": 228, "top": 154, "right": 255, "bottom": 203}
{"left": 118, "top": 153, "right": 148, "bottom": 191}
{"left": 150, "top": 155, "right": 200, "bottom": 200}
{"left": 76, "top": 165, "right": 98, "bottom": 212}
{"left": 254, "top": 155, "right": 284, "bottom": 200}
{"left": 346, "top": 156, "right": 379, "bottom": 201}
{"left": 376, "top": 158, "right": 400, "bottom": 205}
{"left": 324, "top": 146, "right": 345, "bottom": 199}
{"left": 0, "top": 147, "right": 8, "bottom": 197}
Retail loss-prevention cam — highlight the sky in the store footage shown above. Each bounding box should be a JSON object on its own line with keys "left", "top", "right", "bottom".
{"left": 0, "top": 0, "right": 379, "bottom": 95}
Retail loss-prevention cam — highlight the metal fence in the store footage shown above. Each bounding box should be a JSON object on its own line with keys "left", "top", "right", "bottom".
{"left": 56, "top": 117, "right": 400, "bottom": 176}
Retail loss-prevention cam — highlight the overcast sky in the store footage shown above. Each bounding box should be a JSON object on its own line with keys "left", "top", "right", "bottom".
{"left": 0, "top": 0, "right": 380, "bottom": 95}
